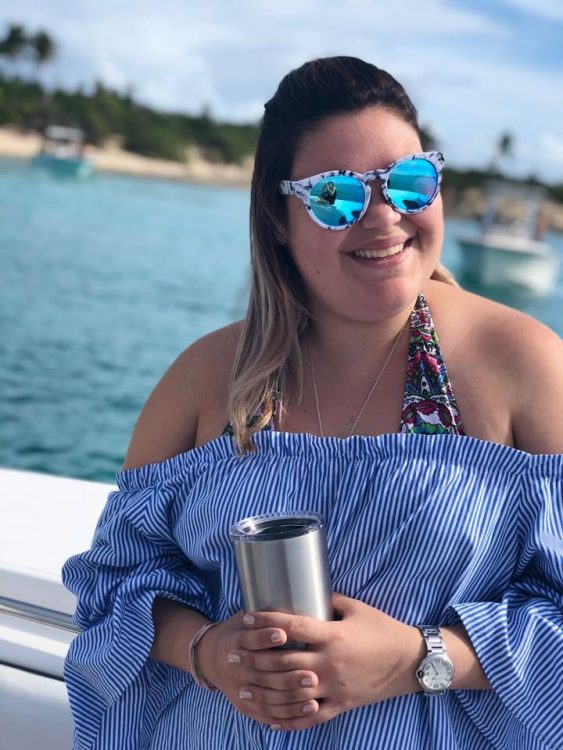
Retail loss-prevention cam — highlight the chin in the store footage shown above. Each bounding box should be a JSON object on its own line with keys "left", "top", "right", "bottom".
{"left": 357, "top": 278, "right": 427, "bottom": 318}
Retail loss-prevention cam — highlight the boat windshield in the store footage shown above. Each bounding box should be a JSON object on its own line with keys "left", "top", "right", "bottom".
{"left": 482, "top": 181, "right": 546, "bottom": 240}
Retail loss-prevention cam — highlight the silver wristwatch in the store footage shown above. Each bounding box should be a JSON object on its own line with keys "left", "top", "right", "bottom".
{"left": 416, "top": 626, "right": 455, "bottom": 696}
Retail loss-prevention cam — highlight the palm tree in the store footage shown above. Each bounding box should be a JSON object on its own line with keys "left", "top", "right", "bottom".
{"left": 497, "top": 132, "right": 514, "bottom": 160}
{"left": 492, "top": 131, "right": 515, "bottom": 175}
{"left": 0, "top": 24, "right": 28, "bottom": 76}
{"left": 30, "top": 31, "right": 56, "bottom": 65}
{"left": 29, "top": 30, "right": 56, "bottom": 80}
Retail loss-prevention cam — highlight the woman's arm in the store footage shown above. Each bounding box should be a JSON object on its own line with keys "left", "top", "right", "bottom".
{"left": 121, "top": 342, "right": 203, "bottom": 470}
{"left": 150, "top": 598, "right": 208, "bottom": 672}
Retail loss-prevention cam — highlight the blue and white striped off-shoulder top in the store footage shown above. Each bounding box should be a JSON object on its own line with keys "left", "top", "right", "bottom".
{"left": 62, "top": 432, "right": 563, "bottom": 749}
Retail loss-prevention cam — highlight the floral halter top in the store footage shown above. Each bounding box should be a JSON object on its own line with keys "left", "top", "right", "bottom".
{"left": 223, "top": 292, "right": 465, "bottom": 438}
{"left": 400, "top": 292, "right": 464, "bottom": 435}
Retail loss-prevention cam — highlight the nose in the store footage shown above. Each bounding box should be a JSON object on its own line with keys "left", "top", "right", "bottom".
{"left": 359, "top": 181, "right": 401, "bottom": 230}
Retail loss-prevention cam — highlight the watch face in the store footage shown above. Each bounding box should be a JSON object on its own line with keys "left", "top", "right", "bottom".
{"left": 417, "top": 655, "right": 455, "bottom": 692}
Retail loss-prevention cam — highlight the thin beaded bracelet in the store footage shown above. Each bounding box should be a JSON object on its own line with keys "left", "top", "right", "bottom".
{"left": 188, "top": 621, "right": 220, "bottom": 690}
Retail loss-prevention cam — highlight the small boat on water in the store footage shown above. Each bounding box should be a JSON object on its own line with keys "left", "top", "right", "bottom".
{"left": 32, "top": 125, "right": 94, "bottom": 179}
{"left": 457, "top": 181, "right": 559, "bottom": 295}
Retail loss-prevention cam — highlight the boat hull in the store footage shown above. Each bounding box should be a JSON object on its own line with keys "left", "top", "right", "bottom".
{"left": 458, "top": 235, "right": 559, "bottom": 294}
{"left": 32, "top": 153, "right": 94, "bottom": 178}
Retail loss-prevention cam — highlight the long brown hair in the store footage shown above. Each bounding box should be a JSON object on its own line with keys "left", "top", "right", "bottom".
{"left": 229, "top": 56, "right": 456, "bottom": 452}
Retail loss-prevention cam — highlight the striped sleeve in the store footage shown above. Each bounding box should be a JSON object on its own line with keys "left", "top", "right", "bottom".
{"left": 62, "top": 472, "right": 213, "bottom": 750}
{"left": 445, "top": 455, "right": 563, "bottom": 748}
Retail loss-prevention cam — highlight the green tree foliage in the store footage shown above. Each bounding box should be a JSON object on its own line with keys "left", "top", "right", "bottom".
{"left": 0, "top": 24, "right": 56, "bottom": 75}
{"left": 442, "top": 166, "right": 563, "bottom": 209}
{"left": 0, "top": 24, "right": 27, "bottom": 63}
{"left": 0, "top": 23, "right": 262, "bottom": 163}
{"left": 0, "top": 71, "right": 260, "bottom": 163}
{"left": 30, "top": 31, "right": 57, "bottom": 67}
{"left": 122, "top": 106, "right": 186, "bottom": 161}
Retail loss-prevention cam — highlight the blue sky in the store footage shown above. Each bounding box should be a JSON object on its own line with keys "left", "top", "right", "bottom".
{"left": 1, "top": 0, "right": 562, "bottom": 182}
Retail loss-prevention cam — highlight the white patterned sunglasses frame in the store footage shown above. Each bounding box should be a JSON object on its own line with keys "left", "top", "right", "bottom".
{"left": 279, "top": 151, "right": 445, "bottom": 230}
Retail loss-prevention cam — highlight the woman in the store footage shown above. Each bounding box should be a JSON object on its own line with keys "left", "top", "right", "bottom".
{"left": 318, "top": 180, "right": 337, "bottom": 204}
{"left": 63, "top": 57, "right": 563, "bottom": 749}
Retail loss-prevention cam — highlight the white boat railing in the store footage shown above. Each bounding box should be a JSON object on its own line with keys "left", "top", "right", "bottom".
{"left": 0, "top": 467, "right": 114, "bottom": 617}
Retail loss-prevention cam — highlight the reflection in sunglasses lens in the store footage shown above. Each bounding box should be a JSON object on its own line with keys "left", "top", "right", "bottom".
{"left": 388, "top": 158, "right": 438, "bottom": 212}
{"left": 309, "top": 176, "right": 365, "bottom": 227}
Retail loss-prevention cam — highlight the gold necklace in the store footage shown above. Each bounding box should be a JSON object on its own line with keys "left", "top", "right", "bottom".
{"left": 309, "top": 310, "right": 411, "bottom": 438}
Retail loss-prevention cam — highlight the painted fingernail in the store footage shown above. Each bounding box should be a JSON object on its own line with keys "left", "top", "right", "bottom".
{"left": 239, "top": 689, "right": 253, "bottom": 700}
{"left": 270, "top": 630, "right": 284, "bottom": 643}
{"left": 302, "top": 702, "right": 317, "bottom": 714}
{"left": 301, "top": 676, "right": 314, "bottom": 687}
{"left": 227, "top": 652, "right": 241, "bottom": 663}
{"left": 243, "top": 613, "right": 255, "bottom": 626}
{"left": 271, "top": 724, "right": 282, "bottom": 731}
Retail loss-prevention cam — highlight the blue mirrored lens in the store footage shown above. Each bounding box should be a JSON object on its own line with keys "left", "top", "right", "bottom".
{"left": 309, "top": 176, "right": 365, "bottom": 227}
{"left": 388, "top": 158, "right": 438, "bottom": 212}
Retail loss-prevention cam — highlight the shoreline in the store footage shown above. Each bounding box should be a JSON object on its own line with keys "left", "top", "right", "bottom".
{"left": 2, "top": 126, "right": 563, "bottom": 231}
{"left": 0, "top": 127, "right": 254, "bottom": 188}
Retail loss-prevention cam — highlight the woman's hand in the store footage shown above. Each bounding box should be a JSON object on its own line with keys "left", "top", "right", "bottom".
{"left": 197, "top": 610, "right": 322, "bottom": 728}
{"left": 219, "top": 592, "right": 423, "bottom": 732}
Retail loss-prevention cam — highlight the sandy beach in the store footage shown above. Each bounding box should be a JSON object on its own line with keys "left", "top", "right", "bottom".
{"left": 0, "top": 127, "right": 254, "bottom": 187}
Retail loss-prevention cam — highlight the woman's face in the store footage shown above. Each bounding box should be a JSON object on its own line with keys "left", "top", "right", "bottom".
{"left": 284, "top": 106, "right": 444, "bottom": 323}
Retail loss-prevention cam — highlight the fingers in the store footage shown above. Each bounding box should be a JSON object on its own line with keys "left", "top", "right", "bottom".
{"left": 228, "top": 646, "right": 317, "bottom": 675}
{"left": 250, "top": 668, "right": 319, "bottom": 692}
{"left": 221, "top": 609, "right": 338, "bottom": 730}
{"left": 242, "top": 611, "right": 329, "bottom": 646}
{"left": 224, "top": 646, "right": 322, "bottom": 720}
{"left": 237, "top": 626, "right": 288, "bottom": 651}
{"left": 243, "top": 697, "right": 321, "bottom": 723}
{"left": 268, "top": 701, "right": 340, "bottom": 732}
{"left": 226, "top": 646, "right": 318, "bottom": 689}
{"left": 239, "top": 683, "right": 319, "bottom": 708}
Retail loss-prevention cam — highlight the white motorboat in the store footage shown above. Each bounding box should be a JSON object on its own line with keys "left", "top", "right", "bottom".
{"left": 457, "top": 182, "right": 559, "bottom": 294}
{"left": 32, "top": 125, "right": 94, "bottom": 178}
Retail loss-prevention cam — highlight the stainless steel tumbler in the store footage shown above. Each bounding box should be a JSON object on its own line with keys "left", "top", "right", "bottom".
{"left": 230, "top": 511, "right": 333, "bottom": 649}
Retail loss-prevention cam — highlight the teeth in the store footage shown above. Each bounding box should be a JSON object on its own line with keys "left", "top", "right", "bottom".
{"left": 352, "top": 243, "right": 405, "bottom": 259}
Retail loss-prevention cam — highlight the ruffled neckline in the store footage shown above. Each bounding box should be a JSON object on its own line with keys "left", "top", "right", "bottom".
{"left": 115, "top": 430, "right": 560, "bottom": 491}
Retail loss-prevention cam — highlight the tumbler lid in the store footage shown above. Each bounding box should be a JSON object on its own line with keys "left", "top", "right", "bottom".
{"left": 229, "top": 511, "right": 324, "bottom": 542}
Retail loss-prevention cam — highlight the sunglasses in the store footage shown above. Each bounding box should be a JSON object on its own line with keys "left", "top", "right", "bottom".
{"left": 279, "top": 151, "right": 445, "bottom": 230}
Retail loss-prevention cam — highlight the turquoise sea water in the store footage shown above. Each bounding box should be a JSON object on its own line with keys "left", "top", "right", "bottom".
{"left": 1, "top": 157, "right": 562, "bottom": 482}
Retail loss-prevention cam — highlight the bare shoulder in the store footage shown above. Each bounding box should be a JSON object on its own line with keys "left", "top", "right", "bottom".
{"left": 429, "top": 280, "right": 559, "bottom": 347}
{"left": 122, "top": 320, "right": 244, "bottom": 470}
{"left": 427, "top": 281, "right": 563, "bottom": 453}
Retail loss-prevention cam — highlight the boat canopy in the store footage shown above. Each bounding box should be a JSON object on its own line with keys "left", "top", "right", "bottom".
{"left": 43, "top": 126, "right": 85, "bottom": 144}
{"left": 482, "top": 179, "right": 546, "bottom": 238}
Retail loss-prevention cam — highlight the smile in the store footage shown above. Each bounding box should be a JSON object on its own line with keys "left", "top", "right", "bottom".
{"left": 349, "top": 237, "right": 413, "bottom": 261}
{"left": 351, "top": 242, "right": 406, "bottom": 259}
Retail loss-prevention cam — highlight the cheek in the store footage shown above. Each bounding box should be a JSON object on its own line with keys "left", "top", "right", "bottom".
{"left": 286, "top": 203, "right": 340, "bottom": 269}
{"left": 286, "top": 198, "right": 313, "bottom": 240}
{"left": 411, "top": 199, "right": 444, "bottom": 245}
